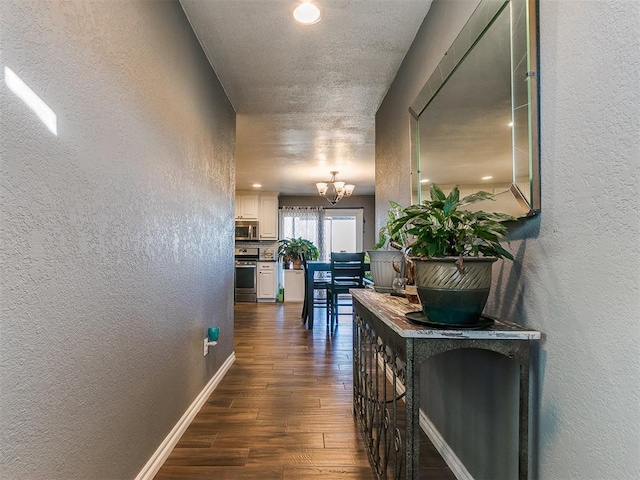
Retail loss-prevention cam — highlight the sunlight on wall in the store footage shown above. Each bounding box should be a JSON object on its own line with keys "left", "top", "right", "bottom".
{"left": 4, "top": 66, "right": 57, "bottom": 135}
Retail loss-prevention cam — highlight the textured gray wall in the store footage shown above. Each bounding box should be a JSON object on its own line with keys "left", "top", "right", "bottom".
{"left": 0, "top": 1, "right": 236, "bottom": 479}
{"left": 376, "top": 0, "right": 640, "bottom": 479}
{"left": 279, "top": 195, "right": 376, "bottom": 250}
{"left": 375, "top": 0, "right": 477, "bottom": 216}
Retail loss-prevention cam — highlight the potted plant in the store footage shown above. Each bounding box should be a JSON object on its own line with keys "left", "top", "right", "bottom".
{"left": 367, "top": 201, "right": 408, "bottom": 292}
{"left": 392, "top": 184, "right": 515, "bottom": 326}
{"left": 277, "top": 237, "right": 319, "bottom": 270}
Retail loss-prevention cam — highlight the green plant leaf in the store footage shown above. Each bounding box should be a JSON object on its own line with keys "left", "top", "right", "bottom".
{"left": 373, "top": 201, "right": 411, "bottom": 250}
{"left": 393, "top": 184, "right": 515, "bottom": 260}
{"left": 277, "top": 237, "right": 319, "bottom": 261}
{"left": 430, "top": 184, "right": 446, "bottom": 201}
{"left": 459, "top": 191, "right": 494, "bottom": 206}
{"left": 443, "top": 187, "right": 460, "bottom": 215}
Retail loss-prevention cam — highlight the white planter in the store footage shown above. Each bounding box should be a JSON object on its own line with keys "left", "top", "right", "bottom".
{"left": 367, "top": 250, "right": 405, "bottom": 291}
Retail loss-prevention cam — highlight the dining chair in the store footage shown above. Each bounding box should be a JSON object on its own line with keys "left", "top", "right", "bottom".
{"left": 327, "top": 252, "right": 366, "bottom": 330}
{"left": 301, "top": 253, "right": 331, "bottom": 326}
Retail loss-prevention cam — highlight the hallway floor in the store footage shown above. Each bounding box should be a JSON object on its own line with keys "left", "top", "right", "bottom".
{"left": 154, "top": 302, "right": 455, "bottom": 479}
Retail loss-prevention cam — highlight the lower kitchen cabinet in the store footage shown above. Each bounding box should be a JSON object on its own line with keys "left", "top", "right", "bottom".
{"left": 257, "top": 262, "right": 277, "bottom": 301}
{"left": 284, "top": 269, "right": 305, "bottom": 302}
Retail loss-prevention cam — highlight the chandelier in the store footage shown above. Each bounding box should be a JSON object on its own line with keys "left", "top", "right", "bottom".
{"left": 315, "top": 171, "right": 355, "bottom": 205}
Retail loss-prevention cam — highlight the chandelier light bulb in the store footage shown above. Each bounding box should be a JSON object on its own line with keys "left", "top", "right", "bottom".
{"left": 316, "top": 171, "right": 354, "bottom": 205}
{"left": 315, "top": 182, "right": 328, "bottom": 195}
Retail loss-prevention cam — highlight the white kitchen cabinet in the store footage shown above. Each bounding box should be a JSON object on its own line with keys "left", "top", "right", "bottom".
{"left": 284, "top": 269, "right": 305, "bottom": 302}
{"left": 235, "top": 193, "right": 259, "bottom": 219}
{"left": 258, "top": 194, "right": 279, "bottom": 240}
{"left": 257, "top": 262, "right": 277, "bottom": 301}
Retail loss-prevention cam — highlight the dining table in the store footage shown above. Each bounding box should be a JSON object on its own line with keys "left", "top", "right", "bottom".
{"left": 303, "top": 260, "right": 370, "bottom": 329}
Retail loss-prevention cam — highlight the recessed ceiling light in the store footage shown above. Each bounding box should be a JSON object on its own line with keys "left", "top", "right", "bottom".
{"left": 482, "top": 176, "right": 493, "bottom": 181}
{"left": 420, "top": 178, "right": 430, "bottom": 184}
{"left": 291, "top": 1, "right": 323, "bottom": 25}
{"left": 508, "top": 121, "right": 514, "bottom": 127}
{"left": 252, "top": 183, "right": 262, "bottom": 188}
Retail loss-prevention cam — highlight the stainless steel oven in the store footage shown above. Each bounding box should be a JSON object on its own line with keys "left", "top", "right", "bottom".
{"left": 235, "top": 247, "right": 259, "bottom": 302}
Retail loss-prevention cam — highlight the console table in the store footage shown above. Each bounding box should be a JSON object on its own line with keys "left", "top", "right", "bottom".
{"left": 350, "top": 289, "right": 540, "bottom": 480}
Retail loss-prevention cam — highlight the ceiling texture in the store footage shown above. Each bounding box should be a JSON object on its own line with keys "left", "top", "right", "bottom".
{"left": 180, "top": 0, "right": 433, "bottom": 196}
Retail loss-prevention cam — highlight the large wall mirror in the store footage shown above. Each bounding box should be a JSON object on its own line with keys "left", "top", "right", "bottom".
{"left": 410, "top": 0, "right": 540, "bottom": 217}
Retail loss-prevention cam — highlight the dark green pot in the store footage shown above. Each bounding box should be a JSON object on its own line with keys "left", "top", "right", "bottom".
{"left": 417, "top": 286, "right": 491, "bottom": 325}
{"left": 413, "top": 257, "right": 497, "bottom": 325}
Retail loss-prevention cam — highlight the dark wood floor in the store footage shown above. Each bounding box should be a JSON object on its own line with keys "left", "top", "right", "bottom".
{"left": 154, "top": 302, "right": 456, "bottom": 480}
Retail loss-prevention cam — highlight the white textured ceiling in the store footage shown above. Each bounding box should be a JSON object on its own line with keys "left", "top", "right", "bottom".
{"left": 180, "top": 0, "right": 433, "bottom": 195}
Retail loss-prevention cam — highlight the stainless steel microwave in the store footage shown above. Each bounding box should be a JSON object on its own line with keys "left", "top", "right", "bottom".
{"left": 235, "top": 220, "right": 259, "bottom": 241}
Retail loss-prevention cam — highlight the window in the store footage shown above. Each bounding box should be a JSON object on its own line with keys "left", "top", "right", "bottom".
{"left": 280, "top": 207, "right": 363, "bottom": 261}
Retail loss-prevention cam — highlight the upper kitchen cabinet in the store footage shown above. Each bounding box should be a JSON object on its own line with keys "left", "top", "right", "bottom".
{"left": 258, "top": 193, "right": 279, "bottom": 240}
{"left": 235, "top": 191, "right": 279, "bottom": 239}
{"left": 235, "top": 193, "right": 259, "bottom": 219}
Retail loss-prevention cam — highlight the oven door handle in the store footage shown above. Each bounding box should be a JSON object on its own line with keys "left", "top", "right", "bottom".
{"left": 235, "top": 265, "right": 257, "bottom": 268}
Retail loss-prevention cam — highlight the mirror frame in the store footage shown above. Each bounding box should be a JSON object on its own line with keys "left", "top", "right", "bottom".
{"left": 409, "top": 0, "right": 540, "bottom": 217}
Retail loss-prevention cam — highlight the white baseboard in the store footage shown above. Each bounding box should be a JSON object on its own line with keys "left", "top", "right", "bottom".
{"left": 135, "top": 352, "right": 236, "bottom": 480}
{"left": 377, "top": 353, "right": 474, "bottom": 480}
{"left": 419, "top": 410, "right": 474, "bottom": 480}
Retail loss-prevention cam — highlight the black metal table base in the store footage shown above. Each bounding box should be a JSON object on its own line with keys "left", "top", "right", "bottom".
{"left": 351, "top": 291, "right": 539, "bottom": 480}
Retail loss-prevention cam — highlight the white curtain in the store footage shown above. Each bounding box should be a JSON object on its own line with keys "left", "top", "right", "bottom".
{"left": 279, "top": 207, "right": 328, "bottom": 260}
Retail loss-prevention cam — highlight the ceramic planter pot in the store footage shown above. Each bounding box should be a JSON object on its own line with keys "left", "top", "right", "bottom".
{"left": 413, "top": 257, "right": 497, "bottom": 325}
{"left": 367, "top": 250, "right": 405, "bottom": 291}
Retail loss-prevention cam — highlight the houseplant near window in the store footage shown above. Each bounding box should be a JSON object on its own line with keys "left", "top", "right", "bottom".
{"left": 277, "top": 237, "right": 319, "bottom": 270}
{"left": 392, "top": 184, "right": 515, "bottom": 326}
{"left": 367, "top": 201, "right": 408, "bottom": 292}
